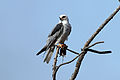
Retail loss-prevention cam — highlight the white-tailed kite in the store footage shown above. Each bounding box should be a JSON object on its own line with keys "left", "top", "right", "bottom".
{"left": 36, "top": 14, "right": 72, "bottom": 63}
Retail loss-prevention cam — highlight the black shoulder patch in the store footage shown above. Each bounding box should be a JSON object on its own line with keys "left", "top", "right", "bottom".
{"left": 48, "top": 23, "right": 63, "bottom": 37}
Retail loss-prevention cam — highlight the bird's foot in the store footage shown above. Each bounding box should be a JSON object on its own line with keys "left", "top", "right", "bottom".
{"left": 57, "top": 43, "right": 68, "bottom": 56}
{"left": 57, "top": 43, "right": 68, "bottom": 49}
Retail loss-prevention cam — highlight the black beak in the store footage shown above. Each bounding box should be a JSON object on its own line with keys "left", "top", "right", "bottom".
{"left": 59, "top": 17, "right": 62, "bottom": 21}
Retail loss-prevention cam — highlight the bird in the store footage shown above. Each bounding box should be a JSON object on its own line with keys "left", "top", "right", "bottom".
{"left": 36, "top": 14, "right": 72, "bottom": 64}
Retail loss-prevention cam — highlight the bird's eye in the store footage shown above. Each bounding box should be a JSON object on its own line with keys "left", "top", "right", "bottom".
{"left": 62, "top": 16, "right": 66, "bottom": 18}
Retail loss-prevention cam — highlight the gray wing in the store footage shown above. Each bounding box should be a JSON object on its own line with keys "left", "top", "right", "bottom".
{"left": 48, "top": 23, "right": 63, "bottom": 37}
{"left": 46, "top": 23, "right": 63, "bottom": 49}
{"left": 36, "top": 23, "right": 63, "bottom": 55}
{"left": 43, "top": 23, "right": 63, "bottom": 63}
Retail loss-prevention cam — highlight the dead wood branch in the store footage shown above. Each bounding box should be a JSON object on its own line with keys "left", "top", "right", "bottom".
{"left": 54, "top": 52, "right": 82, "bottom": 76}
{"left": 52, "top": 47, "right": 59, "bottom": 80}
{"left": 67, "top": 48, "right": 79, "bottom": 55}
{"left": 70, "top": 5, "right": 120, "bottom": 80}
{"left": 86, "top": 49, "right": 112, "bottom": 54}
{"left": 86, "top": 41, "right": 104, "bottom": 49}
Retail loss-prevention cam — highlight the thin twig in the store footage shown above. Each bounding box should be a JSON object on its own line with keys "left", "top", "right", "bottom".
{"left": 81, "top": 41, "right": 104, "bottom": 51}
{"left": 86, "top": 41, "right": 104, "bottom": 49}
{"left": 52, "top": 46, "right": 80, "bottom": 79}
{"left": 87, "top": 49, "right": 112, "bottom": 54}
{"left": 67, "top": 48, "right": 79, "bottom": 55}
{"left": 54, "top": 53, "right": 82, "bottom": 75}
{"left": 70, "top": 6, "right": 120, "bottom": 80}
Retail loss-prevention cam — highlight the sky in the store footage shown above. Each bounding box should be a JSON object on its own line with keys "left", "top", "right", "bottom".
{"left": 0, "top": 0, "right": 120, "bottom": 80}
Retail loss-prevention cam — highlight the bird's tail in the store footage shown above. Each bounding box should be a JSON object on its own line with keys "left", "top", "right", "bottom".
{"left": 36, "top": 45, "right": 47, "bottom": 55}
{"left": 44, "top": 46, "right": 55, "bottom": 64}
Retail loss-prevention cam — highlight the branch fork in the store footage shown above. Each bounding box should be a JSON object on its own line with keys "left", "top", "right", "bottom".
{"left": 52, "top": 5, "right": 120, "bottom": 80}
{"left": 81, "top": 41, "right": 112, "bottom": 54}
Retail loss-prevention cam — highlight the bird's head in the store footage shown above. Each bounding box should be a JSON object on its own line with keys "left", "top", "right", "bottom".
{"left": 59, "top": 14, "right": 69, "bottom": 21}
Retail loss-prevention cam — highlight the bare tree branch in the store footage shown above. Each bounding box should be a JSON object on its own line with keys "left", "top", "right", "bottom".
{"left": 52, "top": 47, "right": 59, "bottom": 80}
{"left": 67, "top": 48, "right": 79, "bottom": 55}
{"left": 54, "top": 53, "right": 82, "bottom": 76}
{"left": 87, "top": 49, "right": 112, "bottom": 54}
{"left": 83, "top": 6, "right": 120, "bottom": 48}
{"left": 52, "top": 45, "right": 80, "bottom": 79}
{"left": 70, "top": 5, "right": 120, "bottom": 80}
{"left": 86, "top": 41, "right": 104, "bottom": 49}
{"left": 53, "top": 41, "right": 109, "bottom": 77}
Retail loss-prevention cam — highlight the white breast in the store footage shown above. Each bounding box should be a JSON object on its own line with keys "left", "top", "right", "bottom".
{"left": 55, "top": 20, "right": 71, "bottom": 44}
